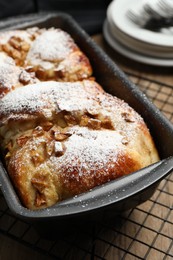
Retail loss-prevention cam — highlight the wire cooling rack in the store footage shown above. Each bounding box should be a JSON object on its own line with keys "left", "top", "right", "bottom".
{"left": 0, "top": 74, "right": 173, "bottom": 260}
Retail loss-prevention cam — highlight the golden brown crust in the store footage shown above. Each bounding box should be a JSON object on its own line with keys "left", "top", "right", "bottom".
{"left": 0, "top": 80, "right": 159, "bottom": 210}
{"left": 0, "top": 27, "right": 159, "bottom": 210}
{"left": 0, "top": 27, "right": 41, "bottom": 66}
{"left": 0, "top": 27, "right": 93, "bottom": 82}
{"left": 7, "top": 127, "right": 143, "bottom": 209}
{"left": 25, "top": 28, "right": 93, "bottom": 81}
{"left": 0, "top": 53, "right": 39, "bottom": 98}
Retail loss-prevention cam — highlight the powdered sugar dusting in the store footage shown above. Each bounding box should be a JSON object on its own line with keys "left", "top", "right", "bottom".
{"left": 50, "top": 127, "right": 124, "bottom": 174}
{"left": 0, "top": 81, "right": 100, "bottom": 120}
{"left": 0, "top": 30, "right": 33, "bottom": 45}
{"left": 0, "top": 80, "right": 143, "bottom": 148}
{"left": 26, "top": 29, "right": 76, "bottom": 64}
{"left": 0, "top": 54, "right": 21, "bottom": 94}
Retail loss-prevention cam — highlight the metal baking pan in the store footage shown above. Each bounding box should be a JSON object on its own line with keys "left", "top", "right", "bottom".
{"left": 0, "top": 12, "right": 173, "bottom": 235}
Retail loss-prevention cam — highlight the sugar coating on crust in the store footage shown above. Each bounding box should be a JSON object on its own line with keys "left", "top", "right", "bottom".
{"left": 26, "top": 29, "right": 77, "bottom": 63}
{"left": 0, "top": 53, "right": 22, "bottom": 97}
{"left": 0, "top": 80, "right": 159, "bottom": 210}
{"left": 0, "top": 27, "right": 41, "bottom": 66}
{"left": 0, "top": 27, "right": 93, "bottom": 82}
{"left": 0, "top": 53, "right": 38, "bottom": 98}
{"left": 0, "top": 29, "right": 34, "bottom": 45}
{"left": 0, "top": 27, "right": 159, "bottom": 210}
{"left": 0, "top": 80, "right": 139, "bottom": 126}
{"left": 25, "top": 28, "right": 93, "bottom": 81}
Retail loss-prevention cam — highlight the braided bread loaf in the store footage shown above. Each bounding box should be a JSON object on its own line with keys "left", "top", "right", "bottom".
{"left": 0, "top": 28, "right": 159, "bottom": 210}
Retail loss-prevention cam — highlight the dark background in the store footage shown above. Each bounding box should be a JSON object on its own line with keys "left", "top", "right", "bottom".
{"left": 0, "top": 0, "right": 111, "bottom": 34}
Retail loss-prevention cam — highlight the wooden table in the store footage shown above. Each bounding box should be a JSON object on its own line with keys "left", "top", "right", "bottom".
{"left": 0, "top": 34, "right": 173, "bottom": 260}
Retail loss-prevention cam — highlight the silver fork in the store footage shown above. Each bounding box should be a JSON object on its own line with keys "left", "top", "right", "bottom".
{"left": 126, "top": 3, "right": 164, "bottom": 26}
{"left": 158, "top": 0, "right": 173, "bottom": 16}
{"left": 143, "top": 3, "right": 164, "bottom": 18}
{"left": 126, "top": 1, "right": 173, "bottom": 33}
{"left": 126, "top": 10, "right": 147, "bottom": 27}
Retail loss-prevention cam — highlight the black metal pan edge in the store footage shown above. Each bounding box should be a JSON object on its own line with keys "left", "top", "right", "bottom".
{"left": 0, "top": 12, "right": 70, "bottom": 31}
{"left": 0, "top": 157, "right": 172, "bottom": 220}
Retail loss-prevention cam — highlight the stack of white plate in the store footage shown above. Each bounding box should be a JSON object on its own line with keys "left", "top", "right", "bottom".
{"left": 103, "top": 0, "right": 173, "bottom": 66}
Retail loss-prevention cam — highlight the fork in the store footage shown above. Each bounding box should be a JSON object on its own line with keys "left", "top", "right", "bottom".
{"left": 126, "top": 10, "right": 147, "bottom": 28}
{"left": 158, "top": 0, "right": 173, "bottom": 16}
{"left": 126, "top": 1, "right": 173, "bottom": 33}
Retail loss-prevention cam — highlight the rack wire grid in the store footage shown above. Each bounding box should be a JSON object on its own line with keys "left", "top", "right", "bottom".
{"left": 0, "top": 73, "right": 173, "bottom": 260}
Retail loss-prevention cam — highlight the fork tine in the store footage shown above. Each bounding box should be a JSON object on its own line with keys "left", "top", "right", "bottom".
{"left": 160, "top": 0, "right": 173, "bottom": 9}
{"left": 158, "top": 0, "right": 173, "bottom": 16}
{"left": 144, "top": 3, "right": 164, "bottom": 19}
{"left": 126, "top": 10, "right": 139, "bottom": 23}
{"left": 126, "top": 10, "right": 146, "bottom": 27}
{"left": 126, "top": 1, "right": 173, "bottom": 32}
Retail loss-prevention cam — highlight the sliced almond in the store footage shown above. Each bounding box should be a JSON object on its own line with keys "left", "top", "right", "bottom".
{"left": 11, "top": 49, "right": 21, "bottom": 60}
{"left": 34, "top": 192, "right": 46, "bottom": 207}
{"left": 19, "top": 70, "right": 32, "bottom": 85}
{"left": 31, "top": 152, "right": 45, "bottom": 167}
{"left": 9, "top": 37, "right": 21, "bottom": 50}
{"left": 46, "top": 141, "right": 54, "bottom": 156}
{"left": 101, "top": 118, "right": 114, "bottom": 130}
{"left": 80, "top": 115, "right": 90, "bottom": 127}
{"left": 25, "top": 66, "right": 35, "bottom": 72}
{"left": 121, "top": 137, "right": 129, "bottom": 145}
{"left": 41, "top": 121, "right": 53, "bottom": 131}
{"left": 31, "top": 176, "right": 47, "bottom": 193}
{"left": 122, "top": 112, "right": 135, "bottom": 123}
{"left": 64, "top": 114, "right": 77, "bottom": 126}
{"left": 54, "top": 132, "right": 70, "bottom": 141}
{"left": 54, "top": 141, "right": 65, "bottom": 157}
{"left": 2, "top": 43, "right": 13, "bottom": 54}
{"left": 32, "top": 126, "right": 44, "bottom": 137}
{"left": 21, "top": 41, "right": 30, "bottom": 52}
{"left": 88, "top": 118, "right": 101, "bottom": 130}
{"left": 36, "top": 68, "right": 46, "bottom": 80}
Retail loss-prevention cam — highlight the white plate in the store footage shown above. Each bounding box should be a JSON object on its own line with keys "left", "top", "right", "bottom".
{"left": 103, "top": 20, "right": 173, "bottom": 66}
{"left": 108, "top": 0, "right": 173, "bottom": 47}
{"left": 107, "top": 14, "right": 173, "bottom": 58}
